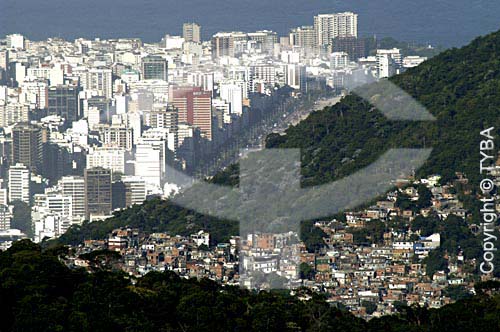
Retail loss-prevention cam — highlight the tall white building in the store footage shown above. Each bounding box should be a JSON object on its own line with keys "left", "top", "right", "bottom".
{"left": 250, "top": 65, "right": 277, "bottom": 92}
{"left": 135, "top": 128, "right": 173, "bottom": 190}
{"left": 314, "top": 12, "right": 358, "bottom": 48}
{"left": 86, "top": 147, "right": 127, "bottom": 174}
{"left": 330, "top": 52, "right": 350, "bottom": 69}
{"left": 135, "top": 142, "right": 163, "bottom": 190}
{"left": 34, "top": 193, "right": 73, "bottom": 220}
{"left": 0, "top": 102, "right": 29, "bottom": 127}
{"left": 376, "top": 49, "right": 402, "bottom": 78}
{"left": 8, "top": 164, "right": 30, "bottom": 204}
{"left": 21, "top": 79, "right": 49, "bottom": 109}
{"left": 7, "top": 34, "right": 25, "bottom": 50}
{"left": 220, "top": 83, "right": 243, "bottom": 115}
{"left": 59, "top": 176, "right": 86, "bottom": 217}
{"left": 75, "top": 67, "right": 113, "bottom": 99}
{"left": 285, "top": 65, "right": 307, "bottom": 91}
{"left": 0, "top": 205, "right": 13, "bottom": 230}
{"left": 88, "top": 68, "right": 113, "bottom": 99}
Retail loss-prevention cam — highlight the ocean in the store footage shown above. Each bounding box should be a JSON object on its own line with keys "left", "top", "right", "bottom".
{"left": 1, "top": 0, "right": 499, "bottom": 47}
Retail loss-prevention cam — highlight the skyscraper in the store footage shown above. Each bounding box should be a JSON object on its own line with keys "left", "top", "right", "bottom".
{"left": 289, "top": 26, "right": 316, "bottom": 55}
{"left": 122, "top": 176, "right": 147, "bottom": 207}
{"left": 211, "top": 32, "right": 248, "bottom": 59}
{"left": 90, "top": 68, "right": 113, "bottom": 99}
{"left": 170, "top": 86, "right": 212, "bottom": 140}
{"left": 8, "top": 163, "right": 30, "bottom": 204}
{"left": 48, "top": 85, "right": 80, "bottom": 124}
{"left": 247, "top": 30, "right": 278, "bottom": 54}
{"left": 84, "top": 167, "right": 112, "bottom": 218}
{"left": 11, "top": 123, "right": 44, "bottom": 174}
{"left": 141, "top": 55, "right": 168, "bottom": 81}
{"left": 332, "top": 36, "right": 366, "bottom": 61}
{"left": 285, "top": 65, "right": 307, "bottom": 92}
{"left": 220, "top": 83, "right": 243, "bottom": 115}
{"left": 135, "top": 139, "right": 164, "bottom": 189}
{"left": 99, "top": 125, "right": 134, "bottom": 151}
{"left": 314, "top": 12, "right": 358, "bottom": 48}
{"left": 59, "top": 176, "right": 86, "bottom": 217}
{"left": 183, "top": 22, "right": 201, "bottom": 43}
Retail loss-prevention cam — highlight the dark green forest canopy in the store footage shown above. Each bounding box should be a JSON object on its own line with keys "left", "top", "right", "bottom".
{"left": 56, "top": 29, "right": 500, "bottom": 247}
{"left": 2, "top": 240, "right": 500, "bottom": 332}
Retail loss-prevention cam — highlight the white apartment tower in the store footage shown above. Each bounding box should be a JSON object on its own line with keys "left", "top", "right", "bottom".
{"left": 314, "top": 12, "right": 358, "bottom": 48}
{"left": 376, "top": 49, "right": 402, "bottom": 78}
{"left": 220, "top": 83, "right": 243, "bottom": 115}
{"left": 8, "top": 163, "right": 30, "bottom": 204}
{"left": 86, "top": 147, "right": 127, "bottom": 174}
{"left": 59, "top": 176, "right": 86, "bottom": 218}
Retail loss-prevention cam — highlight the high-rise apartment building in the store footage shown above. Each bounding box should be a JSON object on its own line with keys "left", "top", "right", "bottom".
{"left": 11, "top": 123, "right": 44, "bottom": 174}
{"left": 86, "top": 147, "right": 126, "bottom": 174}
{"left": 332, "top": 36, "right": 366, "bottom": 60}
{"left": 249, "top": 65, "right": 277, "bottom": 92}
{"left": 0, "top": 102, "right": 29, "bottom": 127}
{"left": 99, "top": 126, "right": 134, "bottom": 151}
{"left": 0, "top": 49, "right": 8, "bottom": 71}
{"left": 285, "top": 65, "right": 307, "bottom": 91}
{"left": 376, "top": 49, "right": 402, "bottom": 78}
{"left": 59, "top": 176, "right": 86, "bottom": 217}
{"left": 8, "top": 163, "right": 30, "bottom": 204}
{"left": 84, "top": 167, "right": 112, "bottom": 218}
{"left": 170, "top": 86, "right": 212, "bottom": 140}
{"left": 144, "top": 107, "right": 179, "bottom": 151}
{"left": 135, "top": 139, "right": 165, "bottom": 189}
{"left": 0, "top": 205, "right": 12, "bottom": 230}
{"left": 247, "top": 30, "right": 278, "bottom": 54}
{"left": 141, "top": 55, "right": 168, "bottom": 81}
{"left": 48, "top": 85, "right": 80, "bottom": 124}
{"left": 121, "top": 176, "right": 147, "bottom": 207}
{"left": 183, "top": 22, "right": 201, "bottom": 43}
{"left": 88, "top": 68, "right": 113, "bottom": 99}
{"left": 289, "top": 26, "right": 316, "bottom": 54}
{"left": 211, "top": 32, "right": 248, "bottom": 59}
{"left": 220, "top": 83, "right": 243, "bottom": 115}
{"left": 6, "top": 34, "right": 25, "bottom": 50}
{"left": 314, "top": 12, "right": 358, "bottom": 48}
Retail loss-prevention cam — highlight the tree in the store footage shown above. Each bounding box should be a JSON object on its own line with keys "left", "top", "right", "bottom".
{"left": 424, "top": 249, "right": 448, "bottom": 277}
{"left": 361, "top": 300, "right": 377, "bottom": 315}
{"left": 417, "top": 184, "right": 433, "bottom": 208}
{"left": 299, "top": 262, "right": 315, "bottom": 280}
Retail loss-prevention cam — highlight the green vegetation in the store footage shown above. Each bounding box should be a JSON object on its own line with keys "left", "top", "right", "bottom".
{"left": 2, "top": 240, "right": 500, "bottom": 332}
{"left": 57, "top": 198, "right": 237, "bottom": 246}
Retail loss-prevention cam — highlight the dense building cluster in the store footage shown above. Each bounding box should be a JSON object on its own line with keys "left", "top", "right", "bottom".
{"left": 60, "top": 171, "right": 500, "bottom": 319}
{"left": 0, "top": 12, "right": 431, "bottom": 244}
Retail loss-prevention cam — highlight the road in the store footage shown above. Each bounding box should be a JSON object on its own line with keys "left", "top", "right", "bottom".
{"left": 201, "top": 93, "right": 342, "bottom": 177}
